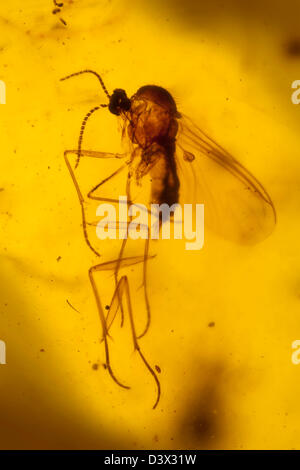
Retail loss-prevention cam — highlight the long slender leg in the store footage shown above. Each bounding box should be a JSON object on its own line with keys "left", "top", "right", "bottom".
{"left": 137, "top": 237, "right": 151, "bottom": 339}
{"left": 114, "top": 238, "right": 128, "bottom": 327}
{"left": 112, "top": 172, "right": 132, "bottom": 327}
{"left": 138, "top": 217, "right": 168, "bottom": 337}
{"left": 89, "top": 254, "right": 153, "bottom": 343}
{"left": 88, "top": 264, "right": 129, "bottom": 389}
{"left": 89, "top": 194, "right": 129, "bottom": 325}
{"left": 65, "top": 148, "right": 160, "bottom": 405}
{"left": 88, "top": 165, "right": 128, "bottom": 197}
{"left": 65, "top": 149, "right": 127, "bottom": 159}
{"left": 89, "top": 257, "right": 160, "bottom": 409}
{"left": 65, "top": 149, "right": 133, "bottom": 327}
{"left": 121, "top": 275, "right": 160, "bottom": 409}
{"left": 94, "top": 255, "right": 155, "bottom": 272}
{"left": 64, "top": 149, "right": 129, "bottom": 256}
{"left": 64, "top": 151, "right": 100, "bottom": 256}
{"left": 89, "top": 182, "right": 132, "bottom": 324}
{"left": 137, "top": 217, "right": 170, "bottom": 338}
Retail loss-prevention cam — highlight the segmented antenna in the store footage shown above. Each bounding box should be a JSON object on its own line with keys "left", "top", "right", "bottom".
{"left": 60, "top": 69, "right": 110, "bottom": 99}
{"left": 76, "top": 104, "right": 107, "bottom": 168}
{"left": 60, "top": 69, "right": 110, "bottom": 168}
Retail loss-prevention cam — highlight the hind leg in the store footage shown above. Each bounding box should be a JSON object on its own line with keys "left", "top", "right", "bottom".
{"left": 89, "top": 255, "right": 160, "bottom": 409}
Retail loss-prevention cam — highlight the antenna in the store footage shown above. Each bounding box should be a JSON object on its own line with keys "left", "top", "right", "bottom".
{"left": 75, "top": 104, "right": 107, "bottom": 168}
{"left": 60, "top": 69, "right": 110, "bottom": 99}
{"left": 60, "top": 70, "right": 110, "bottom": 168}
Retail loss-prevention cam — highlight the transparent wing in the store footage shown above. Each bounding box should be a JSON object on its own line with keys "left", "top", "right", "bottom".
{"left": 176, "top": 114, "right": 276, "bottom": 245}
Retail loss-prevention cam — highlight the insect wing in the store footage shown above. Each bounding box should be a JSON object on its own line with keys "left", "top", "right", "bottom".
{"left": 176, "top": 115, "right": 276, "bottom": 245}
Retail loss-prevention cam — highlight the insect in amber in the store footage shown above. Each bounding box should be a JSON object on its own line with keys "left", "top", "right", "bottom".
{"left": 61, "top": 70, "right": 276, "bottom": 409}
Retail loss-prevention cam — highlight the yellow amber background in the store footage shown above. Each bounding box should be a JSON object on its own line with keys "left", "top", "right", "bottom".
{"left": 0, "top": 0, "right": 300, "bottom": 449}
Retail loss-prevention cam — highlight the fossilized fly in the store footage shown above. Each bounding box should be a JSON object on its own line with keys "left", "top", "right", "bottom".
{"left": 61, "top": 69, "right": 276, "bottom": 408}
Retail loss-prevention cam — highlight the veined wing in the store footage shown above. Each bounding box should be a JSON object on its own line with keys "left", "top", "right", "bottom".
{"left": 175, "top": 114, "right": 276, "bottom": 245}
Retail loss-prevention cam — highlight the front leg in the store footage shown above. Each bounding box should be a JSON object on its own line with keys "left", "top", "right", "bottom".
{"left": 64, "top": 149, "right": 127, "bottom": 159}
{"left": 64, "top": 149, "right": 129, "bottom": 256}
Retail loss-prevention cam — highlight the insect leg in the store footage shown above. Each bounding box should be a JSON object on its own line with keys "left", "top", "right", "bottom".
{"left": 120, "top": 275, "right": 161, "bottom": 409}
{"left": 64, "top": 150, "right": 99, "bottom": 257}
{"left": 105, "top": 257, "right": 150, "bottom": 333}
{"left": 64, "top": 149, "right": 127, "bottom": 159}
{"left": 87, "top": 169, "right": 133, "bottom": 328}
{"left": 113, "top": 173, "right": 134, "bottom": 326}
{"left": 64, "top": 149, "right": 128, "bottom": 256}
{"left": 87, "top": 188, "right": 131, "bottom": 326}
{"left": 89, "top": 255, "right": 160, "bottom": 408}
{"left": 113, "top": 168, "right": 134, "bottom": 327}
{"left": 137, "top": 237, "right": 151, "bottom": 339}
{"left": 90, "top": 169, "right": 133, "bottom": 327}
{"left": 87, "top": 167, "right": 129, "bottom": 201}
{"left": 114, "top": 238, "right": 128, "bottom": 327}
{"left": 89, "top": 262, "right": 129, "bottom": 390}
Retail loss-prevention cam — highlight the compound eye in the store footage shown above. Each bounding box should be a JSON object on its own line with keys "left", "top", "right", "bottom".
{"left": 123, "top": 101, "right": 131, "bottom": 112}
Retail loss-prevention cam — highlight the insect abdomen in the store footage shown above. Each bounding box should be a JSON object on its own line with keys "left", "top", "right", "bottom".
{"left": 150, "top": 142, "right": 179, "bottom": 207}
